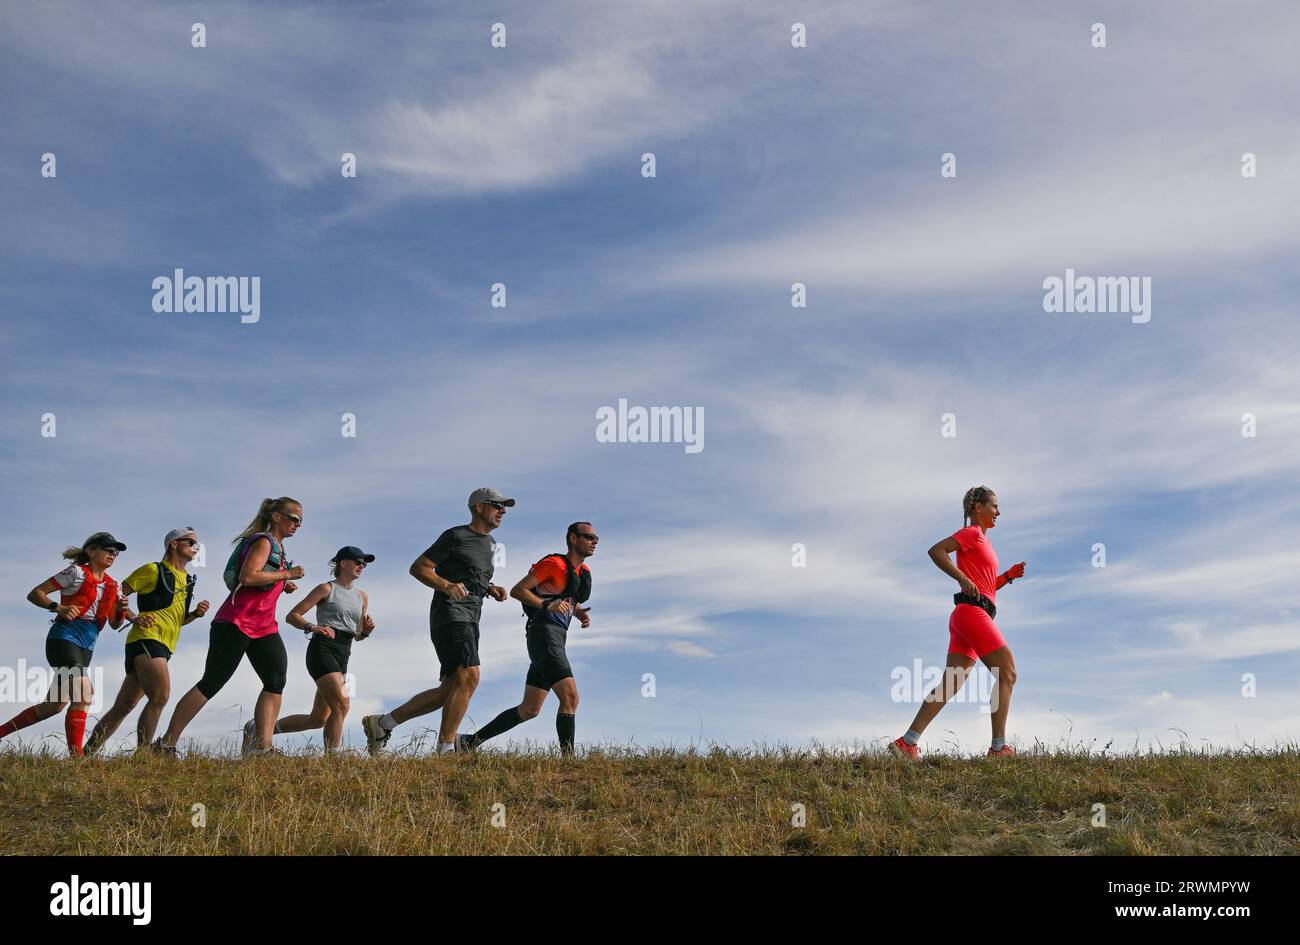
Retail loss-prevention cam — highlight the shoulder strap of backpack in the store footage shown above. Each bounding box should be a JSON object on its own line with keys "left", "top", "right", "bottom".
{"left": 239, "top": 532, "right": 279, "bottom": 570}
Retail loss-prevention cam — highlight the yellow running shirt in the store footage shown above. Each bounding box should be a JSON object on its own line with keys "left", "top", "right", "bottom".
{"left": 124, "top": 561, "right": 190, "bottom": 652}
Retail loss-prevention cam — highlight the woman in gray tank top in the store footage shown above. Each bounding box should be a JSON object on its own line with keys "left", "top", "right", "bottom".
{"left": 251, "top": 545, "right": 376, "bottom": 753}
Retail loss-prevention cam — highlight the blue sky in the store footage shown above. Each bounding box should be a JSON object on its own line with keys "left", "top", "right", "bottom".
{"left": 2, "top": 1, "right": 1298, "bottom": 755}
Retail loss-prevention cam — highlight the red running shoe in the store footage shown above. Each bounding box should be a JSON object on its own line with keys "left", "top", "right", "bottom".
{"left": 889, "top": 736, "right": 920, "bottom": 761}
{"left": 987, "top": 744, "right": 1017, "bottom": 757}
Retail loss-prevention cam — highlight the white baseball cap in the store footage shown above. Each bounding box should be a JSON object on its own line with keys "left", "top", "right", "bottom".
{"left": 164, "top": 527, "right": 197, "bottom": 553}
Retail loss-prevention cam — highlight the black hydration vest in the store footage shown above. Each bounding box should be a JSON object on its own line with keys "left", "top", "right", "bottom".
{"left": 522, "top": 553, "right": 591, "bottom": 626}
{"left": 136, "top": 562, "right": 196, "bottom": 615}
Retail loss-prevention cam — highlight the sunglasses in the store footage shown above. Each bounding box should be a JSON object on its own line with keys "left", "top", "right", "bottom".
{"left": 482, "top": 501, "right": 507, "bottom": 511}
{"left": 281, "top": 513, "right": 302, "bottom": 524}
{"left": 97, "top": 547, "right": 121, "bottom": 556}
{"left": 175, "top": 538, "right": 199, "bottom": 548}
{"left": 576, "top": 533, "right": 599, "bottom": 542}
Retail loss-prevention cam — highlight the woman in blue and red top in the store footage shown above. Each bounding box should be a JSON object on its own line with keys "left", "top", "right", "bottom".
{"left": 891, "top": 487, "right": 1027, "bottom": 760}
{"left": 0, "top": 533, "right": 133, "bottom": 755}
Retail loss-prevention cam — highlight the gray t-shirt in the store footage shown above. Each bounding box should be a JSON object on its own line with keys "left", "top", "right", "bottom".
{"left": 423, "top": 525, "right": 495, "bottom": 627}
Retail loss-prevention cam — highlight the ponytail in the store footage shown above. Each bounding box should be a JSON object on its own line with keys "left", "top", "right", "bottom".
{"left": 234, "top": 496, "right": 300, "bottom": 544}
{"left": 61, "top": 545, "right": 90, "bottom": 565}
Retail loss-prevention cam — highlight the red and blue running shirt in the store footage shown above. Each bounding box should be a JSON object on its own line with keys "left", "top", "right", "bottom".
{"left": 530, "top": 554, "right": 590, "bottom": 630}
{"left": 951, "top": 525, "right": 999, "bottom": 601}
{"left": 47, "top": 563, "right": 117, "bottom": 650}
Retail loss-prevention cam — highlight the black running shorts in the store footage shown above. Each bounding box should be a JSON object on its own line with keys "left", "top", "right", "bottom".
{"left": 430, "top": 621, "right": 479, "bottom": 679}
{"left": 524, "top": 623, "right": 573, "bottom": 691}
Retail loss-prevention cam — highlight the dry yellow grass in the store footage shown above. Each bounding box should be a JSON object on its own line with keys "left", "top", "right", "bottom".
{"left": 1, "top": 745, "right": 1296, "bottom": 855}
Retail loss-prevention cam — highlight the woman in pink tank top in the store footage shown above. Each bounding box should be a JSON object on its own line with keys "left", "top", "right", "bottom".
{"left": 890, "top": 486, "right": 1027, "bottom": 761}
{"left": 157, "top": 497, "right": 306, "bottom": 756}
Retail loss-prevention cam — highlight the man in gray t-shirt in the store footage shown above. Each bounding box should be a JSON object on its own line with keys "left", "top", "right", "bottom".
{"left": 423, "top": 524, "right": 496, "bottom": 627}
{"left": 362, "top": 489, "right": 513, "bottom": 755}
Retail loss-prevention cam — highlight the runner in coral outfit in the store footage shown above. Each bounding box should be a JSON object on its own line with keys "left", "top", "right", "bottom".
{"left": 891, "top": 486, "right": 1026, "bottom": 760}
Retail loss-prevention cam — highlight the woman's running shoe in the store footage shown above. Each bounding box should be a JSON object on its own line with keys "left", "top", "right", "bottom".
{"left": 889, "top": 736, "right": 920, "bottom": 761}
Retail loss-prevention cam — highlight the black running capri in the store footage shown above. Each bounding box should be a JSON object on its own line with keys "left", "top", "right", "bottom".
{"left": 196, "top": 621, "right": 288, "bottom": 698}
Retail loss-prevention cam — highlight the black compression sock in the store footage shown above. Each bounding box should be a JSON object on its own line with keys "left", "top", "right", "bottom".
{"left": 473, "top": 706, "right": 526, "bottom": 744}
{"left": 556, "top": 713, "right": 575, "bottom": 754}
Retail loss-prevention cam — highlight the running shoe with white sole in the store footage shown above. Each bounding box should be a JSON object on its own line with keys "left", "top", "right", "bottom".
{"left": 241, "top": 719, "right": 257, "bottom": 757}
{"left": 362, "top": 714, "right": 391, "bottom": 756}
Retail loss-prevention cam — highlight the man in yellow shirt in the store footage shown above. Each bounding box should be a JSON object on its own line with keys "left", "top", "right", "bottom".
{"left": 85, "top": 528, "right": 210, "bottom": 754}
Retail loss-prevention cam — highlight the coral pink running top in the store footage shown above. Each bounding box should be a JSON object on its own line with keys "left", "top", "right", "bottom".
{"left": 951, "top": 525, "right": 999, "bottom": 601}
{"left": 213, "top": 536, "right": 287, "bottom": 638}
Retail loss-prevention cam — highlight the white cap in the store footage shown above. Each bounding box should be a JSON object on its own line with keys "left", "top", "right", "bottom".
{"left": 164, "top": 527, "right": 197, "bottom": 553}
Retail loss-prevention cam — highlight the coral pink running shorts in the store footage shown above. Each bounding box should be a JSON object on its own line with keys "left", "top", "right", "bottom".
{"left": 948, "top": 603, "right": 1007, "bottom": 660}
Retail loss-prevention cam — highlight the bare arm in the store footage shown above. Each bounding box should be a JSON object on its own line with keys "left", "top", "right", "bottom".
{"left": 239, "top": 537, "right": 302, "bottom": 588}
{"left": 182, "top": 599, "right": 211, "bottom": 625}
{"left": 108, "top": 590, "right": 128, "bottom": 630}
{"left": 928, "top": 538, "right": 979, "bottom": 596}
{"left": 510, "top": 572, "right": 546, "bottom": 609}
{"left": 357, "top": 589, "right": 374, "bottom": 637}
{"left": 28, "top": 577, "right": 84, "bottom": 620}
{"left": 286, "top": 582, "right": 332, "bottom": 631}
{"left": 510, "top": 572, "right": 568, "bottom": 614}
{"left": 409, "top": 554, "right": 454, "bottom": 592}
{"left": 27, "top": 577, "right": 62, "bottom": 610}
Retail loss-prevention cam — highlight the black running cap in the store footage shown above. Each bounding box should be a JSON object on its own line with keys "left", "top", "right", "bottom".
{"left": 85, "top": 532, "right": 127, "bottom": 551}
{"left": 334, "top": 546, "right": 375, "bottom": 563}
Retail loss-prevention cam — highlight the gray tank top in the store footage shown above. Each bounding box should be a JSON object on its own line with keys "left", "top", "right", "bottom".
{"left": 316, "top": 581, "right": 362, "bottom": 636}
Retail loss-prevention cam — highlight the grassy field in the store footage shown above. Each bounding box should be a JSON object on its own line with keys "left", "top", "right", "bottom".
{"left": 1, "top": 744, "right": 1297, "bottom": 855}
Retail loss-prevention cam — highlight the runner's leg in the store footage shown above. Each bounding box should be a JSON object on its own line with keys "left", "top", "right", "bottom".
{"left": 471, "top": 685, "right": 548, "bottom": 746}
{"left": 1, "top": 670, "right": 72, "bottom": 738}
{"left": 134, "top": 655, "right": 171, "bottom": 747}
{"left": 907, "top": 651, "right": 976, "bottom": 736}
{"left": 65, "top": 671, "right": 94, "bottom": 756}
{"left": 389, "top": 683, "right": 449, "bottom": 724}
{"left": 438, "top": 665, "right": 479, "bottom": 746}
{"left": 317, "top": 673, "right": 349, "bottom": 750}
{"left": 552, "top": 677, "right": 579, "bottom": 754}
{"left": 979, "top": 645, "right": 1017, "bottom": 741}
{"left": 163, "top": 622, "right": 250, "bottom": 746}
{"left": 84, "top": 673, "right": 144, "bottom": 755}
{"left": 247, "top": 633, "right": 288, "bottom": 751}
{"left": 275, "top": 689, "right": 328, "bottom": 734}
{"left": 519, "top": 685, "right": 549, "bottom": 720}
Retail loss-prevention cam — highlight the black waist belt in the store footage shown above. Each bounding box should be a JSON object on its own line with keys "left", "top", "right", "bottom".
{"left": 953, "top": 592, "right": 996, "bottom": 620}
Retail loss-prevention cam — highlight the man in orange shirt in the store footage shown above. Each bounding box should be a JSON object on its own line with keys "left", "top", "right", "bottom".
{"left": 462, "top": 522, "right": 596, "bottom": 755}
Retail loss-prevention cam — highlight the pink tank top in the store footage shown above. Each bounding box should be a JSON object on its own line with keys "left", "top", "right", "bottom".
{"left": 213, "top": 536, "right": 286, "bottom": 638}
